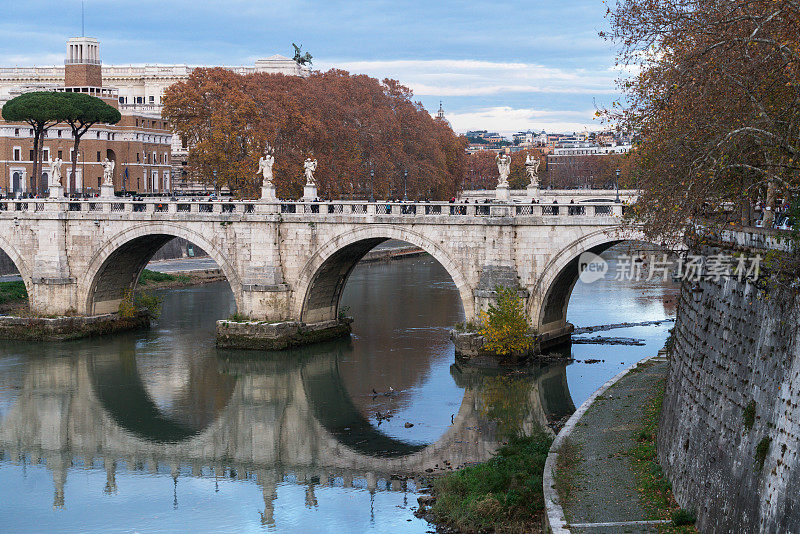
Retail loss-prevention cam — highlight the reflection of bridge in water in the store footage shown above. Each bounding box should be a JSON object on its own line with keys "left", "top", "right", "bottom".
{"left": 0, "top": 345, "right": 574, "bottom": 525}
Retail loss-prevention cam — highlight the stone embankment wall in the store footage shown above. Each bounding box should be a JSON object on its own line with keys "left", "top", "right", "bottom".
{"left": 659, "top": 243, "right": 800, "bottom": 533}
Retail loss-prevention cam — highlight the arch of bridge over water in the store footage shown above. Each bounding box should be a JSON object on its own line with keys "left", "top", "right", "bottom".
{"left": 0, "top": 346, "right": 574, "bottom": 519}
{"left": 0, "top": 197, "right": 644, "bottom": 344}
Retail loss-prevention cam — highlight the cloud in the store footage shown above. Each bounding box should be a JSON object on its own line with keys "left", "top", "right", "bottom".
{"left": 444, "top": 106, "right": 607, "bottom": 136}
{"left": 315, "top": 58, "right": 618, "bottom": 98}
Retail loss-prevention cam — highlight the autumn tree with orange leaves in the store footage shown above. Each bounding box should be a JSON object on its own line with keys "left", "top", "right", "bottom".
{"left": 605, "top": 0, "right": 800, "bottom": 241}
{"left": 162, "top": 68, "right": 466, "bottom": 199}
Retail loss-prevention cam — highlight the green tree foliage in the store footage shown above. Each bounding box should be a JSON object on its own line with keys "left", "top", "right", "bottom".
{"left": 2, "top": 92, "right": 74, "bottom": 196}
{"left": 59, "top": 93, "right": 121, "bottom": 191}
{"left": 479, "top": 286, "right": 532, "bottom": 356}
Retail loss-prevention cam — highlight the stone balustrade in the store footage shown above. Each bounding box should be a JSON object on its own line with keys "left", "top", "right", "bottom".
{"left": 0, "top": 198, "right": 625, "bottom": 219}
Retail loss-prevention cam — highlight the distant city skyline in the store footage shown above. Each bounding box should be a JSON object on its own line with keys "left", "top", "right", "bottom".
{"left": 0, "top": 0, "right": 623, "bottom": 135}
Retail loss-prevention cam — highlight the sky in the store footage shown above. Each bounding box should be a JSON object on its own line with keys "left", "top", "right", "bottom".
{"left": 0, "top": 0, "right": 623, "bottom": 136}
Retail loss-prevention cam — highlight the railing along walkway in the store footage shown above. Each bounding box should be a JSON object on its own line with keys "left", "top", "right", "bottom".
{"left": 0, "top": 199, "right": 626, "bottom": 219}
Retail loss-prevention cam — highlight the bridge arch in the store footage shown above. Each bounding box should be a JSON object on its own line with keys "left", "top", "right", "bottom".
{"left": 529, "top": 227, "right": 650, "bottom": 339}
{"left": 292, "top": 225, "right": 474, "bottom": 323}
{"left": 78, "top": 223, "right": 242, "bottom": 315}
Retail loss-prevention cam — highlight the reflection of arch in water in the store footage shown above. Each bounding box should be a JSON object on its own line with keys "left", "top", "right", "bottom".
{"left": 89, "top": 351, "right": 236, "bottom": 443}
{"left": 300, "top": 354, "right": 426, "bottom": 458}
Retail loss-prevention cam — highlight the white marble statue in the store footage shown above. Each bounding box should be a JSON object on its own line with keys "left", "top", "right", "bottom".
{"left": 303, "top": 158, "right": 318, "bottom": 186}
{"left": 257, "top": 153, "right": 275, "bottom": 186}
{"left": 48, "top": 156, "right": 63, "bottom": 187}
{"left": 496, "top": 153, "right": 511, "bottom": 187}
{"left": 525, "top": 154, "right": 540, "bottom": 187}
{"left": 102, "top": 158, "right": 115, "bottom": 186}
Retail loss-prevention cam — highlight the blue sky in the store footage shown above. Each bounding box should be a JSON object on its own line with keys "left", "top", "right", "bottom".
{"left": 1, "top": 0, "right": 623, "bottom": 135}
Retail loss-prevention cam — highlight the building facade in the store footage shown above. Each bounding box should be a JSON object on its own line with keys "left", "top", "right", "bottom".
{"left": 0, "top": 37, "right": 172, "bottom": 197}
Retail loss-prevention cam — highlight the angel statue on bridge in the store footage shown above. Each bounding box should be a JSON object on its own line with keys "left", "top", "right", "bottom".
{"left": 496, "top": 153, "right": 511, "bottom": 187}
{"left": 257, "top": 152, "right": 275, "bottom": 187}
{"left": 48, "top": 155, "right": 63, "bottom": 188}
{"left": 525, "top": 154, "right": 540, "bottom": 188}
{"left": 102, "top": 158, "right": 115, "bottom": 187}
{"left": 304, "top": 158, "right": 318, "bottom": 186}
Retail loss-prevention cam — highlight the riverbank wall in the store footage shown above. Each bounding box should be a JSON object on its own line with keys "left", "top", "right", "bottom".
{"left": 658, "top": 238, "right": 800, "bottom": 533}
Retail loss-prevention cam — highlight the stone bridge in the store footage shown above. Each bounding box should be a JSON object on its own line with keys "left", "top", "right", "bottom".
{"left": 0, "top": 346, "right": 574, "bottom": 520}
{"left": 0, "top": 197, "right": 642, "bottom": 343}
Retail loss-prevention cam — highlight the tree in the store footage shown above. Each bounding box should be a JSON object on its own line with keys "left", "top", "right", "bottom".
{"left": 2, "top": 92, "right": 71, "bottom": 196}
{"left": 162, "top": 68, "right": 467, "bottom": 199}
{"left": 604, "top": 1, "right": 800, "bottom": 241}
{"left": 479, "top": 286, "right": 532, "bottom": 357}
{"left": 60, "top": 93, "right": 121, "bottom": 192}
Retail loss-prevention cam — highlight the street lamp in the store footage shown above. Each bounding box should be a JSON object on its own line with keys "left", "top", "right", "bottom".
{"left": 403, "top": 170, "right": 408, "bottom": 201}
{"left": 369, "top": 168, "right": 375, "bottom": 202}
{"left": 615, "top": 168, "right": 621, "bottom": 203}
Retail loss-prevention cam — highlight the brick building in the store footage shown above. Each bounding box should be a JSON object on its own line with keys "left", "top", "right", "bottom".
{"left": 0, "top": 37, "right": 171, "bottom": 197}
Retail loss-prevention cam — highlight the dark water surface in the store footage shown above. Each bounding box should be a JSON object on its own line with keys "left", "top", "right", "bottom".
{"left": 0, "top": 250, "right": 676, "bottom": 533}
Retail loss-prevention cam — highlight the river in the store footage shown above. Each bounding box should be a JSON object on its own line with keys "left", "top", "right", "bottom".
{"left": 0, "top": 247, "right": 677, "bottom": 533}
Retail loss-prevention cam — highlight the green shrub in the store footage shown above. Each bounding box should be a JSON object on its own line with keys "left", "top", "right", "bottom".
{"left": 138, "top": 269, "right": 177, "bottom": 285}
{"left": 479, "top": 286, "right": 532, "bottom": 356}
{"left": 0, "top": 281, "right": 28, "bottom": 304}
{"left": 743, "top": 400, "right": 756, "bottom": 431}
{"left": 755, "top": 437, "right": 772, "bottom": 469}
{"left": 429, "top": 432, "right": 553, "bottom": 532}
{"left": 119, "top": 289, "right": 162, "bottom": 319}
{"left": 672, "top": 508, "right": 696, "bottom": 526}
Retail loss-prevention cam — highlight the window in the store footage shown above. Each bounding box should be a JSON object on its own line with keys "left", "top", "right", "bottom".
{"left": 14, "top": 128, "right": 19, "bottom": 137}
{"left": 57, "top": 150, "right": 63, "bottom": 159}
{"left": 136, "top": 97, "right": 143, "bottom": 104}
{"left": 149, "top": 96, "right": 154, "bottom": 104}
{"left": 29, "top": 129, "right": 33, "bottom": 136}
{"left": 58, "top": 129, "right": 62, "bottom": 138}
{"left": 29, "top": 150, "right": 35, "bottom": 161}
{"left": 13, "top": 148, "right": 20, "bottom": 161}
{"left": 43, "top": 148, "right": 49, "bottom": 161}
{"left": 119, "top": 97, "right": 124, "bottom": 104}
{"left": 97, "top": 151, "right": 101, "bottom": 162}
{"left": 136, "top": 152, "right": 140, "bottom": 163}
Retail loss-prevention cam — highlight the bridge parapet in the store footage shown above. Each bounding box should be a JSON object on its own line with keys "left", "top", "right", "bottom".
{"left": 0, "top": 198, "right": 625, "bottom": 220}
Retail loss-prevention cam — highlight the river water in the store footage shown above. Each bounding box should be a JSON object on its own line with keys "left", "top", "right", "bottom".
{"left": 0, "top": 248, "right": 677, "bottom": 533}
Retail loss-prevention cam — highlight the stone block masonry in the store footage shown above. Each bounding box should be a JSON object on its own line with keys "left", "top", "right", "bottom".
{"left": 216, "top": 318, "right": 352, "bottom": 350}
{"left": 658, "top": 243, "right": 800, "bottom": 533}
{"left": 0, "top": 198, "right": 638, "bottom": 349}
{"left": 0, "top": 311, "right": 149, "bottom": 341}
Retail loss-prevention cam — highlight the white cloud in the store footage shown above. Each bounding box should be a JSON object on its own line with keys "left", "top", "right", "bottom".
{"left": 0, "top": 53, "right": 64, "bottom": 66}
{"left": 316, "top": 58, "right": 618, "bottom": 97}
{"left": 445, "top": 106, "right": 606, "bottom": 136}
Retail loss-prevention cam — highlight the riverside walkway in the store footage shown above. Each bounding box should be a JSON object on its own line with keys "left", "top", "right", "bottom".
{"left": 544, "top": 354, "right": 673, "bottom": 533}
